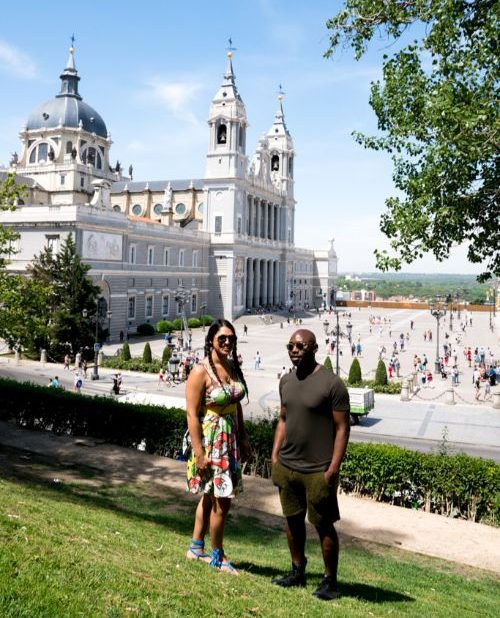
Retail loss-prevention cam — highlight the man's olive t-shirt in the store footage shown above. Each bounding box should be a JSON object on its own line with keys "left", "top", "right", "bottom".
{"left": 278, "top": 366, "right": 350, "bottom": 473}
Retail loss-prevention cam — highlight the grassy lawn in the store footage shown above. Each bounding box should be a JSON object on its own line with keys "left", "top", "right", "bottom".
{"left": 0, "top": 450, "right": 498, "bottom": 617}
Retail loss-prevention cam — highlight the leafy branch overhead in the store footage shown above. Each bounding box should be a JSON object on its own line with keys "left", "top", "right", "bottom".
{"left": 325, "top": 0, "right": 499, "bottom": 281}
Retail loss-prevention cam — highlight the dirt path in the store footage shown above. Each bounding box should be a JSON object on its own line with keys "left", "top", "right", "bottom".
{"left": 0, "top": 421, "right": 498, "bottom": 575}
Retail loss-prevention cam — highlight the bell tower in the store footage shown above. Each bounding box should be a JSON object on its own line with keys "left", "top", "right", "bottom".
{"left": 205, "top": 49, "right": 248, "bottom": 180}
{"left": 266, "top": 90, "right": 295, "bottom": 197}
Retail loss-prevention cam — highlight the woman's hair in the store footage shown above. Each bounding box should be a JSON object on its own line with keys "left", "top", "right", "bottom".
{"left": 204, "top": 319, "right": 249, "bottom": 398}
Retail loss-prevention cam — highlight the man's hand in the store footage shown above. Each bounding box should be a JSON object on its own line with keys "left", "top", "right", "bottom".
{"left": 324, "top": 469, "right": 337, "bottom": 486}
{"left": 239, "top": 437, "right": 252, "bottom": 462}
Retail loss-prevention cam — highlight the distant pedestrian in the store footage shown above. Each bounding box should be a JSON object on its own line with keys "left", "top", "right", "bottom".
{"left": 73, "top": 373, "right": 83, "bottom": 393}
{"left": 243, "top": 324, "right": 248, "bottom": 336}
{"left": 63, "top": 354, "right": 70, "bottom": 370}
{"left": 254, "top": 351, "right": 261, "bottom": 370}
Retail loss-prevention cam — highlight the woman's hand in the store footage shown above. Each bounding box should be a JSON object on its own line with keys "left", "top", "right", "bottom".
{"left": 194, "top": 449, "right": 209, "bottom": 473}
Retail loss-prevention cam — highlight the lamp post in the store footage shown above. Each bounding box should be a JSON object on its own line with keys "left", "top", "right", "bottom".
{"left": 106, "top": 310, "right": 112, "bottom": 342}
{"left": 323, "top": 319, "right": 330, "bottom": 336}
{"left": 346, "top": 321, "right": 353, "bottom": 343}
{"left": 486, "top": 290, "right": 493, "bottom": 330}
{"left": 429, "top": 298, "right": 447, "bottom": 374}
{"left": 83, "top": 303, "right": 100, "bottom": 380}
{"left": 174, "top": 285, "right": 190, "bottom": 350}
{"left": 456, "top": 291, "right": 461, "bottom": 321}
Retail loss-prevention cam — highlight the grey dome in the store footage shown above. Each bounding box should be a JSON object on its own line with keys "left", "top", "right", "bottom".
{"left": 26, "top": 97, "right": 107, "bottom": 137}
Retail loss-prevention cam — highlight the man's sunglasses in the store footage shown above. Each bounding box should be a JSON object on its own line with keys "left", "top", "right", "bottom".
{"left": 286, "top": 341, "right": 308, "bottom": 351}
{"left": 217, "top": 334, "right": 237, "bottom": 345}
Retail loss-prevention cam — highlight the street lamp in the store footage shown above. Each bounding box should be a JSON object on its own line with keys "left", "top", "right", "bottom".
{"left": 174, "top": 285, "right": 190, "bottom": 350}
{"left": 323, "top": 319, "right": 330, "bottom": 336}
{"left": 106, "top": 310, "right": 112, "bottom": 342}
{"left": 83, "top": 302, "right": 101, "bottom": 381}
{"left": 346, "top": 321, "right": 353, "bottom": 343}
{"left": 486, "top": 290, "right": 493, "bottom": 330}
{"left": 429, "top": 297, "right": 447, "bottom": 374}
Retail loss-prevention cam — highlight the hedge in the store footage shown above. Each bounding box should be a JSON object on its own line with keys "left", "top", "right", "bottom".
{"left": 348, "top": 358, "right": 362, "bottom": 384}
{"left": 156, "top": 320, "right": 174, "bottom": 334}
{"left": 137, "top": 323, "right": 155, "bottom": 336}
{"left": 143, "top": 342, "right": 152, "bottom": 364}
{"left": 375, "top": 359, "right": 388, "bottom": 386}
{"left": 0, "top": 378, "right": 498, "bottom": 526}
{"left": 344, "top": 378, "right": 402, "bottom": 394}
{"left": 102, "top": 357, "right": 161, "bottom": 373}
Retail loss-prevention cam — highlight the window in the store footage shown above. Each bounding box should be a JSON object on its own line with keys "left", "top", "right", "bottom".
{"left": 145, "top": 295, "right": 153, "bottom": 318}
{"left": 29, "top": 142, "right": 49, "bottom": 164}
{"left": 217, "top": 123, "right": 227, "bottom": 144}
{"left": 197, "top": 202, "right": 204, "bottom": 214}
{"left": 214, "top": 215, "right": 222, "bottom": 235}
{"left": 80, "top": 146, "right": 102, "bottom": 169}
{"left": 192, "top": 251, "right": 199, "bottom": 268}
{"left": 237, "top": 216, "right": 242, "bottom": 234}
{"left": 128, "top": 297, "right": 136, "bottom": 319}
{"left": 164, "top": 248, "right": 169, "bottom": 266}
{"left": 175, "top": 203, "right": 186, "bottom": 215}
{"left": 179, "top": 249, "right": 185, "bottom": 267}
{"left": 153, "top": 203, "right": 163, "bottom": 216}
{"left": 191, "top": 293, "right": 197, "bottom": 314}
{"left": 80, "top": 176, "right": 85, "bottom": 188}
{"left": 271, "top": 154, "right": 280, "bottom": 171}
{"left": 66, "top": 141, "right": 73, "bottom": 154}
{"left": 132, "top": 204, "right": 142, "bottom": 216}
{"left": 45, "top": 235, "right": 60, "bottom": 253}
{"left": 129, "top": 244, "right": 136, "bottom": 264}
{"left": 147, "top": 246, "right": 154, "bottom": 265}
{"left": 162, "top": 295, "right": 170, "bottom": 316}
{"left": 60, "top": 175, "right": 65, "bottom": 185}
{"left": 113, "top": 205, "right": 121, "bottom": 212}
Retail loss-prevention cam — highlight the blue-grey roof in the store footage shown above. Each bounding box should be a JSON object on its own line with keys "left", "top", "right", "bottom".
{"left": 26, "top": 97, "right": 107, "bottom": 137}
{"left": 110, "top": 179, "right": 204, "bottom": 194}
{"left": 0, "top": 170, "right": 36, "bottom": 187}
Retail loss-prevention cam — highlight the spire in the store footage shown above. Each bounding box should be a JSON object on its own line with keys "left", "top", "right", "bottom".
{"left": 273, "top": 85, "right": 289, "bottom": 134}
{"left": 57, "top": 37, "right": 81, "bottom": 100}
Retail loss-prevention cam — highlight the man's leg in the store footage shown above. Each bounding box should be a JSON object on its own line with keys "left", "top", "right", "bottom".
{"left": 284, "top": 511, "right": 307, "bottom": 566}
{"left": 316, "top": 522, "right": 339, "bottom": 581}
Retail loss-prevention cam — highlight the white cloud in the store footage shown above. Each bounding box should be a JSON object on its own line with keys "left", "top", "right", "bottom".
{"left": 0, "top": 40, "right": 36, "bottom": 78}
{"left": 144, "top": 77, "right": 204, "bottom": 125}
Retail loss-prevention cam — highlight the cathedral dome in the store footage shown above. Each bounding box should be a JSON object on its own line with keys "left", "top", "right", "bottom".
{"left": 25, "top": 45, "right": 107, "bottom": 138}
{"left": 26, "top": 97, "right": 107, "bottom": 137}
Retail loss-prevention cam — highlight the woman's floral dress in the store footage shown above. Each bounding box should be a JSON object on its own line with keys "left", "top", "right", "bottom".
{"left": 186, "top": 362, "right": 246, "bottom": 498}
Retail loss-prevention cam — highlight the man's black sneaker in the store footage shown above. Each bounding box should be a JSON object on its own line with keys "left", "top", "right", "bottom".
{"left": 272, "top": 560, "right": 307, "bottom": 588}
{"left": 312, "top": 576, "right": 340, "bottom": 601}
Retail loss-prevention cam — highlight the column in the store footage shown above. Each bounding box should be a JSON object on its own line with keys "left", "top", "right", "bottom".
{"left": 270, "top": 204, "right": 275, "bottom": 241}
{"left": 262, "top": 259, "right": 268, "bottom": 305}
{"left": 247, "top": 196, "right": 252, "bottom": 236}
{"left": 253, "top": 259, "right": 260, "bottom": 307}
{"left": 264, "top": 202, "right": 269, "bottom": 240}
{"left": 253, "top": 198, "right": 259, "bottom": 236}
{"left": 246, "top": 258, "right": 253, "bottom": 308}
{"left": 273, "top": 261, "right": 279, "bottom": 304}
{"left": 268, "top": 260, "right": 274, "bottom": 306}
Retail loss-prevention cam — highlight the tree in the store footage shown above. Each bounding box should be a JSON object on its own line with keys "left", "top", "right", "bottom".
{"left": 323, "top": 355, "right": 334, "bottom": 372}
{"left": 325, "top": 1, "right": 499, "bottom": 281}
{"left": 143, "top": 342, "right": 152, "bottom": 364}
{"left": 27, "top": 234, "right": 100, "bottom": 359}
{"left": 348, "top": 358, "right": 362, "bottom": 384}
{"left": 162, "top": 345, "right": 171, "bottom": 365}
{"left": 121, "top": 341, "right": 131, "bottom": 361}
{"left": 375, "top": 359, "right": 388, "bottom": 386}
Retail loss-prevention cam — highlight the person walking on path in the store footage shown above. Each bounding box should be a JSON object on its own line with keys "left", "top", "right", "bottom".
{"left": 271, "top": 329, "right": 350, "bottom": 601}
{"left": 243, "top": 324, "right": 248, "bottom": 336}
{"left": 254, "top": 351, "right": 261, "bottom": 370}
{"left": 184, "top": 320, "right": 250, "bottom": 574}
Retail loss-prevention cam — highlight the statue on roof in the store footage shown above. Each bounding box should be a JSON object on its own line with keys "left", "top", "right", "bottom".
{"left": 10, "top": 152, "right": 18, "bottom": 166}
{"left": 128, "top": 164, "right": 133, "bottom": 180}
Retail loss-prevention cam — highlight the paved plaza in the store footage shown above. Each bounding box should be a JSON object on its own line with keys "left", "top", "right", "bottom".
{"left": 1, "top": 306, "right": 499, "bottom": 461}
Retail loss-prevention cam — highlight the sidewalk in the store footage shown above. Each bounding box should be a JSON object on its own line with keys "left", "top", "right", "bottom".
{"left": 1, "top": 421, "right": 498, "bottom": 575}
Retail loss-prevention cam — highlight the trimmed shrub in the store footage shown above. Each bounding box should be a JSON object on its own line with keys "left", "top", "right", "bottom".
{"left": 162, "top": 345, "right": 171, "bottom": 365}
{"left": 200, "top": 314, "right": 215, "bottom": 326}
{"left": 102, "top": 357, "right": 161, "bottom": 373}
{"left": 171, "top": 318, "right": 183, "bottom": 331}
{"left": 348, "top": 358, "right": 362, "bottom": 384}
{"left": 142, "top": 342, "right": 152, "bottom": 364}
{"left": 137, "top": 323, "right": 155, "bottom": 336}
{"left": 156, "top": 320, "right": 174, "bottom": 334}
{"left": 342, "top": 378, "right": 402, "bottom": 394}
{"left": 121, "top": 341, "right": 131, "bottom": 361}
{"left": 187, "top": 318, "right": 201, "bottom": 328}
{"left": 0, "top": 377, "right": 498, "bottom": 525}
{"left": 323, "top": 356, "right": 334, "bottom": 372}
{"left": 375, "top": 359, "right": 388, "bottom": 386}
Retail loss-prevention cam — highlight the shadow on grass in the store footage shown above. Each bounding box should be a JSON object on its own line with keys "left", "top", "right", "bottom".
{"left": 339, "top": 582, "right": 413, "bottom": 603}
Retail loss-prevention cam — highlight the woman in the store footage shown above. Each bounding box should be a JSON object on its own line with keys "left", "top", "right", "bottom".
{"left": 184, "top": 320, "right": 250, "bottom": 574}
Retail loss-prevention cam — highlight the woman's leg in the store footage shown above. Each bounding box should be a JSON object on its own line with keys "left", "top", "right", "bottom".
{"left": 209, "top": 497, "right": 231, "bottom": 549}
{"left": 192, "top": 494, "right": 212, "bottom": 542}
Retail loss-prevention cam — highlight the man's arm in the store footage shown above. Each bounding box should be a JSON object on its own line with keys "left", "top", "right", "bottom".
{"left": 325, "top": 410, "right": 350, "bottom": 483}
{"left": 271, "top": 405, "right": 287, "bottom": 464}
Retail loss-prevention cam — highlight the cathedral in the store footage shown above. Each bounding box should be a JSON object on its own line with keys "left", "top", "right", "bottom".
{"left": 0, "top": 45, "right": 338, "bottom": 340}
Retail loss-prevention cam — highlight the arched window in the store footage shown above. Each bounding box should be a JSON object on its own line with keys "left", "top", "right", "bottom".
{"left": 132, "top": 204, "right": 142, "bottom": 216}
{"left": 288, "top": 156, "right": 294, "bottom": 176}
{"left": 113, "top": 205, "right": 121, "bottom": 212}
{"left": 271, "top": 154, "right": 280, "bottom": 171}
{"left": 153, "top": 203, "right": 163, "bottom": 216}
{"left": 217, "top": 123, "right": 227, "bottom": 144}
{"left": 29, "top": 142, "right": 50, "bottom": 164}
{"left": 66, "top": 141, "right": 73, "bottom": 154}
{"left": 80, "top": 146, "right": 102, "bottom": 169}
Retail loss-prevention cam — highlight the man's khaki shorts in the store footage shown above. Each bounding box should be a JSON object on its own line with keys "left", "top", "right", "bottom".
{"left": 271, "top": 459, "right": 340, "bottom": 526}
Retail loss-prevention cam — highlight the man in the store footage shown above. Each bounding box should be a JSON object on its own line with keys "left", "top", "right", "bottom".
{"left": 271, "top": 329, "right": 350, "bottom": 601}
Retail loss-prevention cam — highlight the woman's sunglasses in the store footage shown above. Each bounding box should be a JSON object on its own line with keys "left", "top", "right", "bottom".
{"left": 217, "top": 334, "right": 237, "bottom": 346}
{"left": 286, "top": 341, "right": 308, "bottom": 351}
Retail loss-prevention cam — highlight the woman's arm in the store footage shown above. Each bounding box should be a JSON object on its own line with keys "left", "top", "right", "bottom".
{"left": 185, "top": 364, "right": 208, "bottom": 470}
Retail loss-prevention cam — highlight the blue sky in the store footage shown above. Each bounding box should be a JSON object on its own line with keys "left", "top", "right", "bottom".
{"left": 0, "top": 0, "right": 481, "bottom": 274}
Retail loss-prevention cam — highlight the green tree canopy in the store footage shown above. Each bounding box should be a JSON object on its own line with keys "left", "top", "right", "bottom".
{"left": 325, "top": 0, "right": 499, "bottom": 281}
{"left": 27, "top": 234, "right": 100, "bottom": 359}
